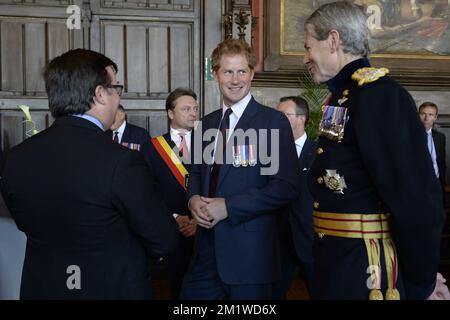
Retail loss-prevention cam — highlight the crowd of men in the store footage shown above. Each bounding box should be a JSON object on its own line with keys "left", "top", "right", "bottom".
{"left": 1, "top": 2, "right": 449, "bottom": 300}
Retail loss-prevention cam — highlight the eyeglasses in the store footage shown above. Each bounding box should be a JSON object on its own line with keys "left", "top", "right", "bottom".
{"left": 106, "top": 84, "right": 124, "bottom": 96}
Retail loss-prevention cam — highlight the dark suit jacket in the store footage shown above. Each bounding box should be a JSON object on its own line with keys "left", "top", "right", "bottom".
{"left": 122, "top": 122, "right": 150, "bottom": 146}
{"left": 106, "top": 122, "right": 150, "bottom": 150}
{"left": 0, "top": 116, "right": 177, "bottom": 299}
{"left": 288, "top": 137, "right": 317, "bottom": 264}
{"left": 141, "top": 133, "right": 191, "bottom": 216}
{"left": 141, "top": 133, "right": 194, "bottom": 297}
{"left": 188, "top": 97, "right": 299, "bottom": 285}
{"left": 432, "top": 129, "right": 446, "bottom": 190}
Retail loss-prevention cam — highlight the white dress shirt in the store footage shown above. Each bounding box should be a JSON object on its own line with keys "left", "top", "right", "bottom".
{"left": 170, "top": 127, "right": 192, "bottom": 220}
{"left": 223, "top": 92, "right": 252, "bottom": 140}
{"left": 211, "top": 92, "right": 251, "bottom": 161}
{"left": 295, "top": 132, "right": 307, "bottom": 158}
{"left": 170, "top": 127, "right": 192, "bottom": 153}
{"left": 113, "top": 121, "right": 126, "bottom": 143}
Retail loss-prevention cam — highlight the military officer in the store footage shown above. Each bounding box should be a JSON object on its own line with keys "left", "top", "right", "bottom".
{"left": 303, "top": 2, "right": 446, "bottom": 300}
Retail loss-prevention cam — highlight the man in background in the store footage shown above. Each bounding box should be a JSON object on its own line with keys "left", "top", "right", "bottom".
{"left": 419, "top": 101, "right": 447, "bottom": 193}
{"left": 108, "top": 104, "right": 150, "bottom": 151}
{"left": 273, "top": 96, "right": 317, "bottom": 299}
{"left": 0, "top": 49, "right": 177, "bottom": 299}
{"left": 141, "top": 87, "right": 198, "bottom": 299}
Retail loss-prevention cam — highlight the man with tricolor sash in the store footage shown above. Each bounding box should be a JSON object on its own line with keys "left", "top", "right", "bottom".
{"left": 141, "top": 87, "right": 198, "bottom": 299}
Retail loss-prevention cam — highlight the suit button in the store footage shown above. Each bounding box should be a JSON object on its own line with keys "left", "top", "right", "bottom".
{"left": 317, "top": 147, "right": 324, "bottom": 155}
{"left": 313, "top": 201, "right": 320, "bottom": 209}
{"left": 317, "top": 176, "right": 324, "bottom": 184}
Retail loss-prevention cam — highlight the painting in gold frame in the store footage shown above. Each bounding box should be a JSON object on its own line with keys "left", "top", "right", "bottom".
{"left": 259, "top": 0, "right": 450, "bottom": 89}
{"left": 281, "top": 0, "right": 450, "bottom": 58}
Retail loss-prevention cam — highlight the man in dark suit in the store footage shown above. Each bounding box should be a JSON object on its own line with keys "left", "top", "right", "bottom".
{"left": 180, "top": 39, "right": 299, "bottom": 300}
{"left": 419, "top": 101, "right": 447, "bottom": 192}
{"left": 141, "top": 87, "right": 198, "bottom": 299}
{"left": 108, "top": 104, "right": 150, "bottom": 152}
{"left": 0, "top": 49, "right": 177, "bottom": 299}
{"left": 273, "top": 96, "right": 317, "bottom": 299}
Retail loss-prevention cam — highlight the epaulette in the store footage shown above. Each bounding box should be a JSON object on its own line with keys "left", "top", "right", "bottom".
{"left": 351, "top": 67, "right": 389, "bottom": 86}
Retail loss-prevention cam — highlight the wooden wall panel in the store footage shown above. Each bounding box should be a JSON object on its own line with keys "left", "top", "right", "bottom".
{"left": 0, "top": 0, "right": 201, "bottom": 150}
{"left": 98, "top": 0, "right": 194, "bottom": 11}
{"left": 1, "top": 113, "right": 25, "bottom": 151}
{"left": 170, "top": 25, "right": 191, "bottom": 90}
{"left": 0, "top": 0, "right": 71, "bottom": 5}
{"left": 174, "top": 0, "right": 191, "bottom": 6}
{"left": 148, "top": 26, "right": 169, "bottom": 94}
{"left": 24, "top": 22, "right": 46, "bottom": 93}
{"left": 126, "top": 25, "right": 147, "bottom": 95}
{"left": 104, "top": 24, "right": 125, "bottom": 87}
{"left": 148, "top": 111, "right": 168, "bottom": 137}
{"left": 1, "top": 17, "right": 77, "bottom": 96}
{"left": 47, "top": 22, "right": 70, "bottom": 61}
{"left": 100, "top": 20, "right": 194, "bottom": 97}
{"left": 1, "top": 21, "right": 23, "bottom": 93}
{"left": 127, "top": 112, "right": 148, "bottom": 131}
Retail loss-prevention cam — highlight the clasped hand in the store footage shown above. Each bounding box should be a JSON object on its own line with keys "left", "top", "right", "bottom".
{"left": 175, "top": 215, "right": 196, "bottom": 237}
{"left": 188, "top": 195, "right": 228, "bottom": 229}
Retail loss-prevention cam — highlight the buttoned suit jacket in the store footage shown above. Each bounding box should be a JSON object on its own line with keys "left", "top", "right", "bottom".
{"left": 188, "top": 97, "right": 299, "bottom": 285}
{"left": 141, "top": 133, "right": 195, "bottom": 297}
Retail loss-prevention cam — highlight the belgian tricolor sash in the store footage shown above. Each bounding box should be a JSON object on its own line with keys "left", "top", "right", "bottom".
{"left": 151, "top": 135, "right": 188, "bottom": 191}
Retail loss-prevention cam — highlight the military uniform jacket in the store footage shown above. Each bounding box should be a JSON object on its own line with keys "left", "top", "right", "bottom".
{"left": 309, "top": 59, "right": 444, "bottom": 299}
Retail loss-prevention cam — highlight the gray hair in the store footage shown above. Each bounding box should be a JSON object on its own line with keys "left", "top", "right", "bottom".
{"left": 305, "top": 1, "right": 371, "bottom": 57}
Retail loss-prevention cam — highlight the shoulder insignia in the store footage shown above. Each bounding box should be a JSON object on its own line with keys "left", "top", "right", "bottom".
{"left": 351, "top": 67, "right": 389, "bottom": 86}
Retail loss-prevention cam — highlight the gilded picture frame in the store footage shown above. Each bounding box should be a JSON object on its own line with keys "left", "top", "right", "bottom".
{"left": 258, "top": 0, "right": 450, "bottom": 90}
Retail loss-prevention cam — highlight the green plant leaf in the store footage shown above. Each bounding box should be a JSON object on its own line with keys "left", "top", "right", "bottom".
{"left": 299, "top": 70, "right": 328, "bottom": 140}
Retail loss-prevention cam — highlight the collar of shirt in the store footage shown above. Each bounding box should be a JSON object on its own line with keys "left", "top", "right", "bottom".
{"left": 113, "top": 121, "right": 126, "bottom": 143}
{"left": 426, "top": 128, "right": 433, "bottom": 135}
{"left": 170, "top": 127, "right": 192, "bottom": 151}
{"left": 295, "top": 132, "right": 307, "bottom": 158}
{"left": 71, "top": 114, "right": 104, "bottom": 131}
{"left": 221, "top": 92, "right": 252, "bottom": 134}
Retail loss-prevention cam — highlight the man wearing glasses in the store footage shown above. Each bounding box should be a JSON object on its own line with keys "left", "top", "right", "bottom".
{"left": 0, "top": 49, "right": 177, "bottom": 299}
{"left": 274, "top": 96, "right": 317, "bottom": 299}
